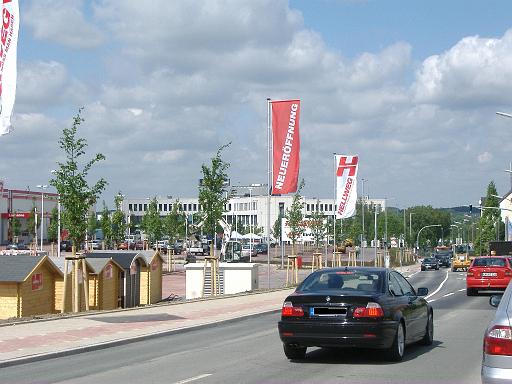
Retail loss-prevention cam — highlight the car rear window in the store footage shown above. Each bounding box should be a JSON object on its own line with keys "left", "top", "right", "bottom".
{"left": 424, "top": 258, "right": 437, "bottom": 262}
{"left": 472, "top": 257, "right": 507, "bottom": 267}
{"left": 299, "top": 270, "right": 383, "bottom": 293}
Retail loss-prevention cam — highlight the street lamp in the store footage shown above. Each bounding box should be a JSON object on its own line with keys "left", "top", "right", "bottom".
{"left": 50, "top": 170, "right": 61, "bottom": 257}
{"left": 36, "top": 184, "right": 48, "bottom": 251}
{"left": 416, "top": 224, "right": 442, "bottom": 254}
{"left": 409, "top": 212, "right": 416, "bottom": 247}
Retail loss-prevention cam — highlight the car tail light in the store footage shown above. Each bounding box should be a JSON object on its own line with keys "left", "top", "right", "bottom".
{"left": 281, "top": 301, "right": 304, "bottom": 317}
{"left": 467, "top": 268, "right": 474, "bottom": 277}
{"left": 353, "top": 302, "right": 384, "bottom": 318}
{"left": 505, "top": 269, "right": 512, "bottom": 277}
{"left": 484, "top": 326, "right": 512, "bottom": 356}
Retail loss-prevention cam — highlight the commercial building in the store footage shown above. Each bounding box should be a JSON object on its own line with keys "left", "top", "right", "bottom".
{"left": 121, "top": 185, "right": 386, "bottom": 241}
{"left": 0, "top": 182, "right": 59, "bottom": 245}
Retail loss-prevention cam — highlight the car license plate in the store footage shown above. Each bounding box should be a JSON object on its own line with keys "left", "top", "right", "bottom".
{"left": 482, "top": 272, "right": 497, "bottom": 277}
{"left": 310, "top": 307, "right": 347, "bottom": 317}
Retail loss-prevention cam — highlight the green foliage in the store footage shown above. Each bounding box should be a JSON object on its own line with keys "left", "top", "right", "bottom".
{"left": 49, "top": 109, "right": 107, "bottom": 251}
{"left": 273, "top": 216, "right": 281, "bottom": 240}
{"left": 99, "top": 202, "right": 112, "bottom": 247}
{"left": 284, "top": 180, "right": 305, "bottom": 254}
{"left": 26, "top": 202, "right": 38, "bottom": 237}
{"left": 47, "top": 207, "right": 59, "bottom": 242}
{"left": 163, "top": 200, "right": 185, "bottom": 242}
{"left": 87, "top": 212, "right": 97, "bottom": 238}
{"left": 111, "top": 192, "right": 126, "bottom": 245}
{"left": 475, "top": 181, "right": 501, "bottom": 255}
{"left": 10, "top": 214, "right": 21, "bottom": 237}
{"left": 198, "top": 143, "right": 231, "bottom": 237}
{"left": 308, "top": 199, "right": 327, "bottom": 249}
{"left": 141, "top": 197, "right": 162, "bottom": 244}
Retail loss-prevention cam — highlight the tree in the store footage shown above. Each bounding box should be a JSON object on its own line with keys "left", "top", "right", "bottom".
{"left": 141, "top": 197, "right": 162, "bottom": 245}
{"left": 284, "top": 180, "right": 305, "bottom": 256}
{"left": 111, "top": 192, "right": 126, "bottom": 246}
{"left": 10, "top": 213, "right": 21, "bottom": 239}
{"left": 273, "top": 216, "right": 282, "bottom": 241}
{"left": 48, "top": 207, "right": 59, "bottom": 243}
{"left": 163, "top": 200, "right": 185, "bottom": 242}
{"left": 49, "top": 109, "right": 107, "bottom": 253}
{"left": 198, "top": 143, "right": 231, "bottom": 251}
{"left": 99, "top": 202, "right": 112, "bottom": 248}
{"left": 475, "top": 181, "right": 501, "bottom": 255}
{"left": 87, "top": 212, "right": 97, "bottom": 239}
{"left": 308, "top": 199, "right": 326, "bottom": 250}
{"left": 26, "top": 201, "right": 38, "bottom": 241}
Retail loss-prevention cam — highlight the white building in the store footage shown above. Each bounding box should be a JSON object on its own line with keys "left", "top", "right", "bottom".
{"left": 121, "top": 185, "right": 386, "bottom": 240}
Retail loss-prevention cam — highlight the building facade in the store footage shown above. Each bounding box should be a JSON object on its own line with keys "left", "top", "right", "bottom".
{"left": 0, "top": 183, "right": 59, "bottom": 245}
{"left": 121, "top": 186, "right": 386, "bottom": 240}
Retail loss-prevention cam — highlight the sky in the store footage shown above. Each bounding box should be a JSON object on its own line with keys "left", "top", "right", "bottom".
{"left": 3, "top": 0, "right": 512, "bottom": 209}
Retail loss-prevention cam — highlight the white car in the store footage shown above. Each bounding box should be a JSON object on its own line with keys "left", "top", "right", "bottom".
{"left": 241, "top": 244, "right": 257, "bottom": 258}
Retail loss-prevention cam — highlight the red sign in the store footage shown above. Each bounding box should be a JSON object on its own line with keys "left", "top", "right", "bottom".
{"left": 1, "top": 212, "right": 30, "bottom": 218}
{"left": 272, "top": 100, "right": 300, "bottom": 195}
{"left": 31, "top": 273, "right": 43, "bottom": 291}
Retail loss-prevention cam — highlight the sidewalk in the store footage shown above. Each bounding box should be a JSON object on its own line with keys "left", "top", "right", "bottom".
{"left": 0, "top": 262, "right": 419, "bottom": 368}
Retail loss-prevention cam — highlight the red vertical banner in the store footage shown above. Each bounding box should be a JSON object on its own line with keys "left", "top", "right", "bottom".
{"left": 271, "top": 100, "right": 300, "bottom": 195}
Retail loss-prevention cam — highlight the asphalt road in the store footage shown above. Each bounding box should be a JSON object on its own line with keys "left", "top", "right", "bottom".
{"left": 0, "top": 268, "right": 496, "bottom": 384}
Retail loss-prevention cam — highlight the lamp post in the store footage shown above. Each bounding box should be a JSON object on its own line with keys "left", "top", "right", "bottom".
{"left": 361, "top": 178, "right": 367, "bottom": 266}
{"left": 36, "top": 185, "right": 48, "bottom": 251}
{"left": 416, "top": 224, "right": 442, "bottom": 255}
{"left": 50, "top": 169, "right": 61, "bottom": 257}
{"left": 409, "top": 212, "right": 416, "bottom": 248}
{"left": 450, "top": 224, "right": 460, "bottom": 245}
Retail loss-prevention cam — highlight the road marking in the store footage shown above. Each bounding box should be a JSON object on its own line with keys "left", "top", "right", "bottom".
{"left": 173, "top": 374, "right": 212, "bottom": 384}
{"left": 408, "top": 271, "right": 420, "bottom": 278}
{"left": 427, "top": 299, "right": 436, "bottom": 303}
{"left": 425, "top": 270, "right": 449, "bottom": 300}
{"left": 443, "top": 292, "right": 455, "bottom": 297}
{"left": 458, "top": 288, "right": 465, "bottom": 292}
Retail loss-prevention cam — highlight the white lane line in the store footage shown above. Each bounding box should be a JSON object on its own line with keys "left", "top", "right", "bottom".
{"left": 427, "top": 299, "right": 437, "bottom": 303}
{"left": 173, "top": 374, "right": 212, "bottom": 384}
{"left": 458, "top": 288, "right": 465, "bottom": 292}
{"left": 408, "top": 271, "right": 420, "bottom": 278}
{"left": 425, "top": 270, "right": 449, "bottom": 300}
{"left": 443, "top": 292, "right": 455, "bottom": 297}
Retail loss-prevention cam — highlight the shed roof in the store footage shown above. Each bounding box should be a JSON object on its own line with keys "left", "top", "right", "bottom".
{"left": 0, "top": 255, "right": 62, "bottom": 282}
{"left": 86, "top": 251, "right": 148, "bottom": 269}
{"left": 139, "top": 250, "right": 164, "bottom": 265}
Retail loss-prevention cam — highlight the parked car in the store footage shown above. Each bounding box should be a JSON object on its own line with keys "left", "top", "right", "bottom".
{"left": 421, "top": 257, "right": 439, "bottom": 271}
{"left": 242, "top": 244, "right": 257, "bottom": 258}
{"left": 278, "top": 267, "right": 432, "bottom": 361}
{"left": 118, "top": 241, "right": 135, "bottom": 250}
{"left": 254, "top": 243, "right": 268, "bottom": 254}
{"left": 6, "top": 242, "right": 29, "bottom": 250}
{"left": 466, "top": 256, "right": 512, "bottom": 296}
{"left": 134, "top": 241, "right": 144, "bottom": 250}
{"left": 88, "top": 240, "right": 102, "bottom": 250}
{"left": 60, "top": 240, "right": 73, "bottom": 252}
{"left": 482, "top": 284, "right": 512, "bottom": 383}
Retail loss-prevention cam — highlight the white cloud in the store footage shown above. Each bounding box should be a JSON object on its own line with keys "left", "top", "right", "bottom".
{"left": 478, "top": 152, "right": 493, "bottom": 163}
{"left": 24, "top": 0, "right": 104, "bottom": 48}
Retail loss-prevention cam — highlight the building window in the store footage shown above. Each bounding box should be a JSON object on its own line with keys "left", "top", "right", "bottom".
{"left": 158, "top": 204, "right": 162, "bottom": 212}
{"left": 138, "top": 204, "right": 142, "bottom": 211}
{"left": 143, "top": 204, "right": 147, "bottom": 211}
{"left": 228, "top": 204, "right": 231, "bottom": 211}
{"left": 193, "top": 204, "right": 197, "bottom": 211}
{"left": 128, "top": 204, "right": 133, "bottom": 211}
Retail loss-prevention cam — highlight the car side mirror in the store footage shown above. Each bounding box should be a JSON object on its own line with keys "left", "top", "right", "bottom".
{"left": 417, "top": 287, "right": 428, "bottom": 296}
{"left": 489, "top": 295, "right": 502, "bottom": 308}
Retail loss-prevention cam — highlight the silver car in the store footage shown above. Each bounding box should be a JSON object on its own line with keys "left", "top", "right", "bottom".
{"left": 482, "top": 282, "right": 512, "bottom": 383}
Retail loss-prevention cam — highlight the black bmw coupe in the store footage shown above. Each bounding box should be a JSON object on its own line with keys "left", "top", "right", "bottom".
{"left": 278, "top": 267, "right": 433, "bottom": 362}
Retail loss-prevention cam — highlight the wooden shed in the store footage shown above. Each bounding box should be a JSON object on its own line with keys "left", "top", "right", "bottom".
{"left": 86, "top": 257, "right": 123, "bottom": 310}
{"left": 87, "top": 251, "right": 149, "bottom": 308}
{"left": 0, "top": 255, "right": 62, "bottom": 319}
{"left": 139, "top": 250, "right": 164, "bottom": 305}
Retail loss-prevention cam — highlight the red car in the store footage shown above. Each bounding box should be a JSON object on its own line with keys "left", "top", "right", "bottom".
{"left": 466, "top": 256, "right": 512, "bottom": 296}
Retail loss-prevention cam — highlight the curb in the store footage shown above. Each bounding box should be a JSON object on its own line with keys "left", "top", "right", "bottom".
{"left": 0, "top": 308, "right": 281, "bottom": 368}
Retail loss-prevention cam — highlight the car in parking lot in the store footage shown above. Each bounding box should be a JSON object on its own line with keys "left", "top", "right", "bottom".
{"left": 467, "top": 256, "right": 512, "bottom": 296}
{"left": 481, "top": 282, "right": 512, "bottom": 383}
{"left": 6, "top": 242, "right": 29, "bottom": 250}
{"left": 254, "top": 243, "right": 268, "bottom": 254}
{"left": 242, "top": 244, "right": 257, "bottom": 258}
{"left": 278, "top": 267, "right": 433, "bottom": 361}
{"left": 421, "top": 257, "right": 439, "bottom": 271}
{"left": 60, "top": 240, "right": 73, "bottom": 252}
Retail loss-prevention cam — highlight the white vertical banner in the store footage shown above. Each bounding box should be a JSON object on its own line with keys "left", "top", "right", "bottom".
{"left": 335, "top": 154, "right": 359, "bottom": 219}
{"left": 0, "top": 0, "right": 18, "bottom": 136}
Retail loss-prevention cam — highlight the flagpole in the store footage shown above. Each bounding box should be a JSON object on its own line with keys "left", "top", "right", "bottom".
{"left": 333, "top": 153, "right": 337, "bottom": 268}
{"left": 267, "top": 98, "right": 271, "bottom": 289}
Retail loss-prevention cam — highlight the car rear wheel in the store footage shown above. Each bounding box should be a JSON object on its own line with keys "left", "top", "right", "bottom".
{"left": 283, "top": 344, "right": 306, "bottom": 360}
{"left": 386, "top": 322, "right": 405, "bottom": 362}
{"left": 420, "top": 311, "right": 434, "bottom": 346}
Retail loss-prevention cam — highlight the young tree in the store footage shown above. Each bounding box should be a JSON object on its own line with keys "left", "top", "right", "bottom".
{"left": 47, "top": 207, "right": 59, "bottom": 243}
{"left": 141, "top": 197, "right": 162, "bottom": 245}
{"left": 87, "top": 212, "right": 97, "bottom": 239}
{"left": 284, "top": 180, "right": 305, "bottom": 256}
{"left": 99, "top": 202, "right": 112, "bottom": 248}
{"left": 111, "top": 192, "right": 126, "bottom": 246}
{"left": 308, "top": 199, "right": 326, "bottom": 250}
{"left": 26, "top": 202, "right": 38, "bottom": 241}
{"left": 198, "top": 143, "right": 231, "bottom": 253}
{"left": 49, "top": 109, "right": 107, "bottom": 253}
{"left": 273, "top": 216, "right": 282, "bottom": 242}
{"left": 10, "top": 213, "right": 21, "bottom": 239}
{"left": 475, "top": 181, "right": 501, "bottom": 255}
{"left": 163, "top": 200, "right": 185, "bottom": 243}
